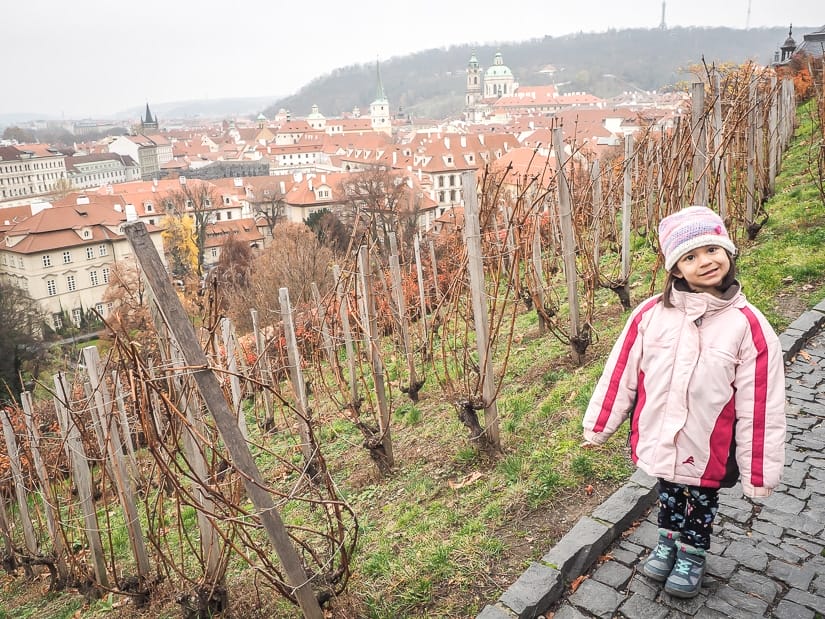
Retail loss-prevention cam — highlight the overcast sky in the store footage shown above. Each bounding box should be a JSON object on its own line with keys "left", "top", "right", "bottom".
{"left": 4, "top": 0, "right": 821, "bottom": 119}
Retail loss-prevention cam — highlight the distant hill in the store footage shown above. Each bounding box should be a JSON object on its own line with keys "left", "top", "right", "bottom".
{"left": 115, "top": 95, "right": 284, "bottom": 122}
{"left": 264, "top": 26, "right": 805, "bottom": 121}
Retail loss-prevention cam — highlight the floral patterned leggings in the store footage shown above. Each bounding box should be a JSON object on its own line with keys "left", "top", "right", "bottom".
{"left": 656, "top": 479, "right": 719, "bottom": 550}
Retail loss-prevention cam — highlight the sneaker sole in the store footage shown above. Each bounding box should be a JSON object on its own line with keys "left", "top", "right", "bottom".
{"left": 642, "top": 565, "right": 670, "bottom": 582}
{"left": 664, "top": 583, "right": 702, "bottom": 598}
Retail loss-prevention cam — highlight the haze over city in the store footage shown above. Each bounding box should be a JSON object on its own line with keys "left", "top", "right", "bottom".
{"left": 5, "top": 0, "right": 822, "bottom": 119}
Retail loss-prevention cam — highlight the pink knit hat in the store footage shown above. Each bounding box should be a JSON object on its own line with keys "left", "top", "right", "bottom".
{"left": 658, "top": 206, "right": 737, "bottom": 271}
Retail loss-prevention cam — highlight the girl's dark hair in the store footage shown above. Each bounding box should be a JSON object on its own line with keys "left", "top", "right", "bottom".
{"left": 660, "top": 250, "right": 737, "bottom": 308}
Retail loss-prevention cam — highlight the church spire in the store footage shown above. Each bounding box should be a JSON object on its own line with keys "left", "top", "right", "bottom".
{"left": 374, "top": 60, "right": 387, "bottom": 103}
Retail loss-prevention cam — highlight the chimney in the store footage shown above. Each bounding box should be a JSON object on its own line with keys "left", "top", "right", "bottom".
{"left": 460, "top": 135, "right": 467, "bottom": 148}
{"left": 151, "top": 185, "right": 156, "bottom": 193}
{"left": 308, "top": 180, "right": 313, "bottom": 191}
{"left": 279, "top": 180, "right": 286, "bottom": 194}
{"left": 478, "top": 134, "right": 485, "bottom": 145}
{"left": 76, "top": 196, "right": 90, "bottom": 205}
{"left": 321, "top": 174, "right": 326, "bottom": 184}
{"left": 125, "top": 204, "right": 138, "bottom": 221}
{"left": 392, "top": 151, "right": 397, "bottom": 166}
{"left": 444, "top": 136, "right": 450, "bottom": 149}
{"left": 153, "top": 178, "right": 158, "bottom": 187}
{"left": 114, "top": 204, "right": 122, "bottom": 212}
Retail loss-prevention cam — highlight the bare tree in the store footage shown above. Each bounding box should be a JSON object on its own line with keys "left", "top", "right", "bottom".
{"left": 165, "top": 180, "right": 219, "bottom": 277}
{"left": 339, "top": 166, "right": 414, "bottom": 251}
{"left": 249, "top": 181, "right": 287, "bottom": 241}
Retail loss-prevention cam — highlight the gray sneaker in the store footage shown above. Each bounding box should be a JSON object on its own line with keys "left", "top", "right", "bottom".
{"left": 642, "top": 529, "right": 680, "bottom": 582}
{"left": 664, "top": 544, "right": 706, "bottom": 598}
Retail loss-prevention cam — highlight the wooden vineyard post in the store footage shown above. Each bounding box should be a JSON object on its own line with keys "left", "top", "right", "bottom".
{"left": 123, "top": 222, "right": 324, "bottom": 619}
{"left": 250, "top": 309, "right": 274, "bottom": 429}
{"left": 712, "top": 71, "right": 727, "bottom": 218}
{"left": 531, "top": 210, "right": 547, "bottom": 334}
{"left": 0, "top": 407, "right": 39, "bottom": 567}
{"left": 21, "top": 391, "right": 69, "bottom": 583}
{"left": 746, "top": 78, "right": 757, "bottom": 230}
{"left": 220, "top": 318, "right": 248, "bottom": 441}
{"left": 169, "top": 346, "right": 224, "bottom": 590}
{"left": 621, "top": 132, "right": 633, "bottom": 287}
{"left": 691, "top": 81, "right": 708, "bottom": 206}
{"left": 552, "top": 129, "right": 586, "bottom": 365}
{"left": 53, "top": 372, "right": 109, "bottom": 589}
{"left": 768, "top": 76, "right": 778, "bottom": 195}
{"left": 413, "top": 235, "right": 429, "bottom": 343}
{"left": 82, "top": 346, "right": 151, "bottom": 583}
{"left": 428, "top": 240, "right": 441, "bottom": 305}
{"left": 388, "top": 232, "right": 419, "bottom": 401}
{"left": 460, "top": 171, "right": 501, "bottom": 450}
{"left": 333, "top": 264, "right": 359, "bottom": 408}
{"left": 591, "top": 159, "right": 602, "bottom": 272}
{"left": 311, "top": 282, "right": 337, "bottom": 371}
{"left": 357, "top": 246, "right": 395, "bottom": 468}
{"left": 278, "top": 286, "right": 321, "bottom": 478}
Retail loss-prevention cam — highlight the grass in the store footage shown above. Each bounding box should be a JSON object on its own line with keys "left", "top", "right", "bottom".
{"left": 3, "top": 100, "right": 825, "bottom": 618}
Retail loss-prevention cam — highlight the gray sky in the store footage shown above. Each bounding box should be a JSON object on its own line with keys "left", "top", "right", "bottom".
{"left": 4, "top": 0, "right": 821, "bottom": 119}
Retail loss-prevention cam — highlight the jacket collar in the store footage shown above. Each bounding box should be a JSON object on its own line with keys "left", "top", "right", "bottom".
{"left": 668, "top": 280, "right": 743, "bottom": 321}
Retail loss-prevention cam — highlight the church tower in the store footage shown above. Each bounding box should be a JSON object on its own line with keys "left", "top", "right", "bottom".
{"left": 370, "top": 60, "right": 391, "bottom": 134}
{"left": 141, "top": 102, "right": 158, "bottom": 133}
{"left": 464, "top": 50, "right": 483, "bottom": 122}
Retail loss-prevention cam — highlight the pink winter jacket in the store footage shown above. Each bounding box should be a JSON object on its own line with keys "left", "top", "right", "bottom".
{"left": 582, "top": 283, "right": 786, "bottom": 497}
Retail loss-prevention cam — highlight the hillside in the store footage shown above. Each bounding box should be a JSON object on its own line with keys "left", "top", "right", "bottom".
{"left": 265, "top": 26, "right": 802, "bottom": 120}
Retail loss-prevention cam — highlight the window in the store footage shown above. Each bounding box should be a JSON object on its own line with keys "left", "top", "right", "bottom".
{"left": 42, "top": 255, "right": 52, "bottom": 267}
{"left": 52, "top": 313, "right": 63, "bottom": 330}
{"left": 106, "top": 302, "right": 113, "bottom": 313}
{"left": 98, "top": 244, "right": 108, "bottom": 256}
{"left": 66, "top": 275, "right": 76, "bottom": 291}
{"left": 83, "top": 230, "right": 91, "bottom": 239}
{"left": 226, "top": 211, "right": 232, "bottom": 220}
{"left": 146, "top": 203, "right": 153, "bottom": 212}
{"left": 89, "top": 270, "right": 99, "bottom": 286}
{"left": 46, "top": 279, "right": 57, "bottom": 296}
{"left": 102, "top": 267, "right": 110, "bottom": 283}
{"left": 86, "top": 247, "right": 94, "bottom": 260}
{"left": 211, "top": 247, "right": 218, "bottom": 258}
{"left": 71, "top": 308, "right": 82, "bottom": 325}
{"left": 63, "top": 250, "right": 72, "bottom": 264}
{"left": 95, "top": 302, "right": 105, "bottom": 316}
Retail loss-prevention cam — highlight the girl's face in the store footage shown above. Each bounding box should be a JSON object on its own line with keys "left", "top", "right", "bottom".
{"left": 672, "top": 245, "right": 731, "bottom": 296}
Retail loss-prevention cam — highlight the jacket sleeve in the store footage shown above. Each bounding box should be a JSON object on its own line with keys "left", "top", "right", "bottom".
{"left": 733, "top": 307, "right": 787, "bottom": 498}
{"left": 582, "top": 299, "right": 654, "bottom": 445}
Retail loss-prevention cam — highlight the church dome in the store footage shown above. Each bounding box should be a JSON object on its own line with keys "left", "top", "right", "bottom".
{"left": 485, "top": 51, "right": 513, "bottom": 78}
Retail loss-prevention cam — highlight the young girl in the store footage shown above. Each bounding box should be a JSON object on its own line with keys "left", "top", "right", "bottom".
{"left": 582, "top": 205, "right": 786, "bottom": 598}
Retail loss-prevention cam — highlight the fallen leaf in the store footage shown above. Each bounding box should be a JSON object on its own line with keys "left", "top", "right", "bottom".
{"left": 799, "top": 350, "right": 811, "bottom": 361}
{"left": 448, "top": 471, "right": 483, "bottom": 489}
{"left": 570, "top": 574, "right": 587, "bottom": 592}
{"left": 585, "top": 484, "right": 594, "bottom": 496}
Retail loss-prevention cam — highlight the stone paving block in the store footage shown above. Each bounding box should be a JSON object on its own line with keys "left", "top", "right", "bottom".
{"left": 661, "top": 587, "right": 709, "bottom": 614}
{"left": 756, "top": 492, "right": 806, "bottom": 514}
{"left": 813, "top": 300, "right": 825, "bottom": 314}
{"left": 760, "top": 508, "right": 824, "bottom": 536}
{"left": 813, "top": 574, "right": 825, "bottom": 594}
{"left": 476, "top": 604, "right": 514, "bottom": 619}
{"left": 784, "top": 587, "right": 825, "bottom": 614}
{"left": 625, "top": 519, "right": 658, "bottom": 549}
{"left": 591, "top": 482, "right": 656, "bottom": 531}
{"left": 706, "top": 553, "right": 738, "bottom": 579}
{"left": 548, "top": 604, "right": 586, "bottom": 619}
{"left": 781, "top": 332, "right": 804, "bottom": 360}
{"left": 499, "top": 562, "right": 562, "bottom": 618}
{"left": 567, "top": 578, "right": 625, "bottom": 618}
{"left": 784, "top": 465, "right": 809, "bottom": 488}
{"left": 752, "top": 519, "right": 785, "bottom": 539}
{"left": 729, "top": 569, "right": 782, "bottom": 602}
{"left": 789, "top": 313, "right": 825, "bottom": 340}
{"left": 768, "top": 560, "right": 817, "bottom": 590}
{"left": 617, "top": 593, "right": 669, "bottom": 619}
{"left": 723, "top": 539, "right": 769, "bottom": 571}
{"left": 629, "top": 468, "right": 657, "bottom": 488}
{"left": 591, "top": 561, "right": 633, "bottom": 589}
{"left": 627, "top": 573, "right": 658, "bottom": 600}
{"left": 705, "top": 584, "right": 769, "bottom": 618}
{"left": 759, "top": 538, "right": 810, "bottom": 562}
{"left": 609, "top": 546, "right": 640, "bottom": 566}
{"left": 772, "top": 599, "right": 816, "bottom": 619}
{"left": 541, "top": 517, "right": 612, "bottom": 580}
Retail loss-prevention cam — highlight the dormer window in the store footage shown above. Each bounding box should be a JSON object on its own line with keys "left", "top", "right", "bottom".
{"left": 146, "top": 202, "right": 154, "bottom": 212}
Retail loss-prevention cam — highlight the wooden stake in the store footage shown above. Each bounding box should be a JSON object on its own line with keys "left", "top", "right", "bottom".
{"left": 461, "top": 171, "right": 501, "bottom": 450}
{"left": 123, "top": 222, "right": 324, "bottom": 618}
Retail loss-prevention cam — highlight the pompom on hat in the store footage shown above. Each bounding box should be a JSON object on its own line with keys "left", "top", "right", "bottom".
{"left": 658, "top": 206, "right": 737, "bottom": 271}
